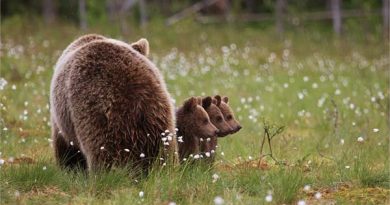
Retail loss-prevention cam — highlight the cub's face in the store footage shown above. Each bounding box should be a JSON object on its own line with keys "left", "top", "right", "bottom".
{"left": 199, "top": 97, "right": 233, "bottom": 137}
{"left": 215, "top": 96, "right": 242, "bottom": 136}
{"left": 182, "top": 97, "right": 219, "bottom": 138}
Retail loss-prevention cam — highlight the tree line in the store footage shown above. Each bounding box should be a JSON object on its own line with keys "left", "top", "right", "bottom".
{"left": 1, "top": 0, "right": 388, "bottom": 37}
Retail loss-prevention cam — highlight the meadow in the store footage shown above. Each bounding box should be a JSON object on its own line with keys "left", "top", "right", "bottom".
{"left": 0, "top": 18, "right": 389, "bottom": 204}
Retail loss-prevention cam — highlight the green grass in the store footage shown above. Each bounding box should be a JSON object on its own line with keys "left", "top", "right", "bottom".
{"left": 0, "top": 18, "right": 389, "bottom": 204}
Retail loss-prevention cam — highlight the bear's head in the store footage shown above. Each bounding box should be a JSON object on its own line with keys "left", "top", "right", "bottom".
{"left": 198, "top": 96, "right": 233, "bottom": 137}
{"left": 214, "top": 95, "right": 242, "bottom": 135}
{"left": 131, "top": 38, "right": 149, "bottom": 56}
{"left": 180, "top": 97, "right": 219, "bottom": 138}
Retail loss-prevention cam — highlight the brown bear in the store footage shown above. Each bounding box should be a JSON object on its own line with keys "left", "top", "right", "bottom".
{"left": 50, "top": 34, "right": 177, "bottom": 173}
{"left": 176, "top": 97, "right": 219, "bottom": 162}
{"left": 214, "top": 95, "right": 242, "bottom": 136}
{"left": 196, "top": 96, "right": 233, "bottom": 163}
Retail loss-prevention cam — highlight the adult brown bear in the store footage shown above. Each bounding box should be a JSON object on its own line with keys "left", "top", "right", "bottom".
{"left": 50, "top": 34, "right": 177, "bottom": 173}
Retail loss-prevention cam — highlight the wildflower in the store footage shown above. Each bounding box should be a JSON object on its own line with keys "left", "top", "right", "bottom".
{"left": 193, "top": 154, "right": 200, "bottom": 159}
{"left": 340, "top": 139, "right": 345, "bottom": 145}
{"left": 248, "top": 156, "right": 253, "bottom": 160}
{"left": 140, "top": 153, "right": 145, "bottom": 158}
{"left": 124, "top": 149, "right": 130, "bottom": 152}
{"left": 0, "top": 159, "right": 4, "bottom": 165}
{"left": 205, "top": 152, "right": 211, "bottom": 157}
{"left": 345, "top": 165, "right": 350, "bottom": 169}
{"left": 297, "top": 200, "right": 306, "bottom": 205}
{"left": 100, "top": 146, "right": 104, "bottom": 150}
{"left": 139, "top": 191, "right": 144, "bottom": 197}
{"left": 212, "top": 173, "right": 219, "bottom": 183}
{"left": 178, "top": 136, "right": 183, "bottom": 143}
{"left": 221, "top": 152, "right": 225, "bottom": 156}
{"left": 373, "top": 128, "right": 379, "bottom": 133}
{"left": 70, "top": 141, "right": 74, "bottom": 146}
{"left": 162, "top": 137, "right": 167, "bottom": 142}
{"left": 168, "top": 202, "right": 176, "bottom": 205}
{"left": 315, "top": 192, "right": 322, "bottom": 199}
{"left": 303, "top": 185, "right": 311, "bottom": 191}
{"left": 357, "top": 137, "right": 364, "bottom": 142}
{"left": 42, "top": 166, "right": 47, "bottom": 170}
{"left": 265, "top": 194, "right": 272, "bottom": 202}
{"left": 214, "top": 196, "right": 224, "bottom": 205}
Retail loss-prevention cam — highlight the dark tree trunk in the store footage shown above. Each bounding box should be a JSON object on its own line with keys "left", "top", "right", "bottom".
{"left": 383, "top": 0, "right": 390, "bottom": 39}
{"left": 79, "top": 0, "right": 87, "bottom": 30}
{"left": 275, "top": 0, "right": 286, "bottom": 36}
{"left": 43, "top": 0, "right": 57, "bottom": 24}
{"left": 330, "top": 0, "right": 342, "bottom": 35}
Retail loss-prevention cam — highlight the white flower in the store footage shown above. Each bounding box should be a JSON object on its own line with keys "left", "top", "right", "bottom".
{"left": 340, "top": 139, "right": 345, "bottom": 145}
{"left": 248, "top": 156, "right": 253, "bottom": 160}
{"left": 193, "top": 154, "right": 200, "bottom": 159}
{"left": 140, "top": 153, "right": 145, "bottom": 158}
{"left": 220, "top": 152, "right": 225, "bottom": 156}
{"left": 178, "top": 136, "right": 183, "bottom": 143}
{"left": 357, "top": 137, "right": 364, "bottom": 142}
{"left": 205, "top": 152, "right": 211, "bottom": 157}
{"left": 200, "top": 138, "right": 204, "bottom": 142}
{"left": 212, "top": 173, "right": 219, "bottom": 183}
{"left": 345, "top": 165, "right": 350, "bottom": 169}
{"left": 168, "top": 202, "right": 176, "bottom": 205}
{"left": 167, "top": 136, "right": 173, "bottom": 141}
{"left": 265, "top": 194, "right": 272, "bottom": 202}
{"left": 0, "top": 159, "right": 5, "bottom": 165}
{"left": 124, "top": 149, "right": 130, "bottom": 152}
{"left": 100, "top": 146, "right": 104, "bottom": 150}
{"left": 315, "top": 192, "right": 322, "bottom": 199}
{"left": 303, "top": 185, "right": 311, "bottom": 191}
{"left": 297, "top": 200, "right": 306, "bottom": 205}
{"left": 214, "top": 196, "right": 224, "bottom": 205}
{"left": 42, "top": 166, "right": 47, "bottom": 170}
{"left": 139, "top": 191, "right": 144, "bottom": 197}
{"left": 373, "top": 128, "right": 379, "bottom": 133}
{"left": 206, "top": 138, "right": 211, "bottom": 142}
{"left": 162, "top": 137, "right": 167, "bottom": 142}
{"left": 70, "top": 141, "right": 74, "bottom": 146}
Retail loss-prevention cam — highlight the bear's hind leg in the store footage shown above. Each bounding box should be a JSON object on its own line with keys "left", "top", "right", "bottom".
{"left": 52, "top": 121, "right": 87, "bottom": 170}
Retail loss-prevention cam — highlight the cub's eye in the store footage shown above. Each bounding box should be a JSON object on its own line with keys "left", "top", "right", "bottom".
{"left": 226, "top": 115, "right": 233, "bottom": 120}
{"left": 216, "top": 116, "right": 223, "bottom": 123}
{"left": 203, "top": 118, "right": 209, "bottom": 125}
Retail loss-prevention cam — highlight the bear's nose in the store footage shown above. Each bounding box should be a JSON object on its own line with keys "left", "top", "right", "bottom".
{"left": 236, "top": 125, "right": 242, "bottom": 132}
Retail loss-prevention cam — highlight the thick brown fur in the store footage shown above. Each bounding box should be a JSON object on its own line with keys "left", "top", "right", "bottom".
{"left": 214, "top": 95, "right": 242, "bottom": 137}
{"left": 176, "top": 97, "right": 218, "bottom": 162}
{"left": 196, "top": 96, "right": 233, "bottom": 163}
{"left": 50, "top": 34, "right": 177, "bottom": 173}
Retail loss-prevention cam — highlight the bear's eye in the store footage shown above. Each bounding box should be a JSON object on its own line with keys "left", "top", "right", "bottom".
{"left": 216, "top": 116, "right": 223, "bottom": 123}
{"left": 203, "top": 118, "right": 209, "bottom": 125}
{"left": 226, "top": 115, "right": 233, "bottom": 120}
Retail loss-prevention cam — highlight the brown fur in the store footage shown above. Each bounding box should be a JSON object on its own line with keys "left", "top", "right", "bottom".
{"left": 214, "top": 95, "right": 242, "bottom": 137}
{"left": 50, "top": 34, "right": 177, "bottom": 172}
{"left": 196, "top": 96, "right": 233, "bottom": 163}
{"left": 176, "top": 97, "right": 218, "bottom": 162}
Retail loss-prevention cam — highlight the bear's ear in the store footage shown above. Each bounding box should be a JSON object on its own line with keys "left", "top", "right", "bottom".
{"left": 131, "top": 38, "right": 149, "bottom": 56}
{"left": 183, "top": 97, "right": 197, "bottom": 113}
{"left": 214, "top": 95, "right": 222, "bottom": 106}
{"left": 196, "top": 97, "right": 202, "bottom": 105}
{"left": 222, "top": 96, "right": 229, "bottom": 103}
{"left": 202, "top": 96, "right": 212, "bottom": 109}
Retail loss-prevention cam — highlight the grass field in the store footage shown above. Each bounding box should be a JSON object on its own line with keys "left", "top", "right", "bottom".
{"left": 0, "top": 18, "right": 389, "bottom": 204}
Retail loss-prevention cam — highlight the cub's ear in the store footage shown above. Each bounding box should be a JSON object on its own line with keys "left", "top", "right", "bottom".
{"left": 214, "top": 95, "right": 222, "bottom": 106}
{"left": 131, "top": 38, "right": 149, "bottom": 56}
{"left": 202, "top": 96, "right": 212, "bottom": 109}
{"left": 183, "top": 97, "right": 198, "bottom": 113}
{"left": 222, "top": 96, "right": 229, "bottom": 103}
{"left": 196, "top": 97, "right": 202, "bottom": 105}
